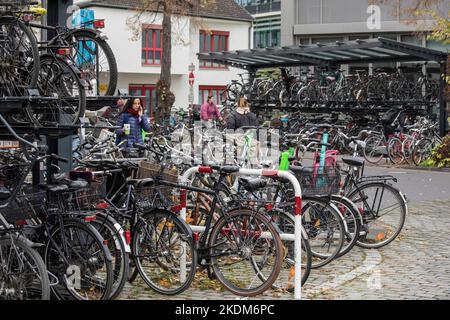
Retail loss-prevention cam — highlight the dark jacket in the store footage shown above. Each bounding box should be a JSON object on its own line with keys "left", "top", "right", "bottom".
{"left": 116, "top": 112, "right": 151, "bottom": 150}
{"left": 226, "top": 110, "right": 259, "bottom": 130}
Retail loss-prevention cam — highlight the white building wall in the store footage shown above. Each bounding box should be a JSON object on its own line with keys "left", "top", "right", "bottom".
{"left": 76, "top": 4, "right": 251, "bottom": 109}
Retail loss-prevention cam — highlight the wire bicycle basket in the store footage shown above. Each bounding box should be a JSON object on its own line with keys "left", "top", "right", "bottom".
{"left": 294, "top": 166, "right": 340, "bottom": 196}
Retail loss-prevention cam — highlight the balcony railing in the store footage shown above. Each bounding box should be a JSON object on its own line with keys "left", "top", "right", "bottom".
{"left": 244, "top": 1, "right": 281, "bottom": 14}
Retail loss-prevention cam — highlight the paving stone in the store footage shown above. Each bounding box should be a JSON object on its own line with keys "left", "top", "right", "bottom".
{"left": 118, "top": 199, "right": 450, "bottom": 300}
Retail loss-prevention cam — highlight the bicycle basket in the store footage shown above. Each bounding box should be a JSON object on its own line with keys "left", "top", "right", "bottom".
{"left": 294, "top": 166, "right": 340, "bottom": 196}
{"left": 2, "top": 191, "right": 46, "bottom": 223}
{"left": 46, "top": 176, "right": 107, "bottom": 211}
{"left": 135, "top": 185, "right": 179, "bottom": 211}
{"left": 136, "top": 161, "right": 179, "bottom": 183}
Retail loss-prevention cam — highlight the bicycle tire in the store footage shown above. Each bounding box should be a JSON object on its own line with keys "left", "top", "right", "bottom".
{"left": 0, "top": 235, "right": 50, "bottom": 300}
{"left": 27, "top": 54, "right": 86, "bottom": 126}
{"left": 44, "top": 218, "right": 114, "bottom": 300}
{"left": 66, "top": 29, "right": 118, "bottom": 96}
{"left": 266, "top": 209, "right": 312, "bottom": 291}
{"left": 301, "top": 196, "right": 345, "bottom": 269}
{"left": 363, "top": 134, "right": 385, "bottom": 164}
{"left": 346, "top": 182, "right": 407, "bottom": 249}
{"left": 132, "top": 209, "right": 197, "bottom": 295}
{"left": 0, "top": 16, "right": 40, "bottom": 96}
{"left": 330, "top": 195, "right": 362, "bottom": 259}
{"left": 90, "top": 212, "right": 130, "bottom": 300}
{"left": 208, "top": 208, "right": 283, "bottom": 297}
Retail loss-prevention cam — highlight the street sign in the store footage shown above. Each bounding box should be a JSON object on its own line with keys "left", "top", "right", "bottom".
{"left": 188, "top": 63, "right": 196, "bottom": 72}
{"left": 188, "top": 86, "right": 194, "bottom": 103}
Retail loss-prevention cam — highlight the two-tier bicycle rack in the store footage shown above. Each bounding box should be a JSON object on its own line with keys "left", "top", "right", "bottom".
{"left": 0, "top": 0, "right": 141, "bottom": 185}
{"left": 198, "top": 37, "right": 448, "bottom": 136}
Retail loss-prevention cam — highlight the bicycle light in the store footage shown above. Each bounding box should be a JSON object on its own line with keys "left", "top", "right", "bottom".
{"left": 93, "top": 20, "right": 105, "bottom": 29}
{"left": 57, "top": 48, "right": 71, "bottom": 56}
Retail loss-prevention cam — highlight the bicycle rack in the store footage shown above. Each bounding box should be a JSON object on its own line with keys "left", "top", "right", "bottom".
{"left": 179, "top": 166, "right": 304, "bottom": 300}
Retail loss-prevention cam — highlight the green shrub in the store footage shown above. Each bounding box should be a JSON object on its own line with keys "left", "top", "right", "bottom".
{"left": 422, "top": 134, "right": 450, "bottom": 168}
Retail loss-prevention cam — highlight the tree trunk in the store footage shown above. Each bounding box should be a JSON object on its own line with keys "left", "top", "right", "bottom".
{"left": 156, "top": 10, "right": 173, "bottom": 124}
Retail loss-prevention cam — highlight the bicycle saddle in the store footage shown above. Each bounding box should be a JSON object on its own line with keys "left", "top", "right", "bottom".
{"left": 0, "top": 187, "right": 11, "bottom": 201}
{"left": 289, "top": 166, "right": 314, "bottom": 175}
{"left": 342, "top": 156, "right": 365, "bottom": 167}
{"left": 127, "top": 178, "right": 154, "bottom": 188}
{"left": 68, "top": 180, "right": 89, "bottom": 190}
{"left": 40, "top": 184, "right": 69, "bottom": 193}
{"left": 238, "top": 177, "right": 268, "bottom": 192}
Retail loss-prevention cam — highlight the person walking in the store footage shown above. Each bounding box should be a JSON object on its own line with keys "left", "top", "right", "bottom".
{"left": 226, "top": 97, "right": 259, "bottom": 130}
{"left": 116, "top": 98, "right": 151, "bottom": 157}
{"left": 200, "top": 95, "right": 223, "bottom": 128}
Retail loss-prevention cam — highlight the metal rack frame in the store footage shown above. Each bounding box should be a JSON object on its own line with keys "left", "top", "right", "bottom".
{"left": 198, "top": 37, "right": 448, "bottom": 136}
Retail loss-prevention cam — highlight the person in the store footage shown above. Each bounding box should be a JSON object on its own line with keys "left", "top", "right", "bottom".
{"left": 200, "top": 96, "right": 223, "bottom": 128}
{"left": 226, "top": 97, "right": 261, "bottom": 166}
{"left": 116, "top": 98, "right": 151, "bottom": 157}
{"left": 226, "top": 97, "right": 259, "bottom": 130}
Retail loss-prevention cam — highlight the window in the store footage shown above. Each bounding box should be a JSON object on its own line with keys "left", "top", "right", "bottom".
{"left": 142, "top": 25, "right": 163, "bottom": 66}
{"left": 129, "top": 85, "right": 157, "bottom": 117}
{"left": 199, "top": 86, "right": 227, "bottom": 105}
{"left": 200, "top": 30, "right": 229, "bottom": 69}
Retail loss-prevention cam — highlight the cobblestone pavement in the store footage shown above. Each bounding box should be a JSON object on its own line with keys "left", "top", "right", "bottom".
{"left": 119, "top": 199, "right": 450, "bottom": 300}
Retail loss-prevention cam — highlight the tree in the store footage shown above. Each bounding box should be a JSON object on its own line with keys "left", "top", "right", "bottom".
{"left": 126, "top": 0, "right": 216, "bottom": 124}
{"left": 370, "top": 0, "right": 449, "bottom": 88}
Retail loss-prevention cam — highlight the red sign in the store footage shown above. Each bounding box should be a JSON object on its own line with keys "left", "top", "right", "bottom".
{"left": 188, "top": 71, "right": 195, "bottom": 86}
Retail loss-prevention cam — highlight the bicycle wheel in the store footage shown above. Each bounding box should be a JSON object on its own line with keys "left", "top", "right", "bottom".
{"left": 90, "top": 212, "right": 129, "bottom": 300}
{"left": 0, "top": 235, "right": 50, "bottom": 300}
{"left": 26, "top": 54, "right": 86, "bottom": 126}
{"left": 330, "top": 195, "right": 362, "bottom": 258}
{"left": 224, "top": 83, "right": 242, "bottom": 104}
{"left": 45, "top": 218, "right": 113, "bottom": 300}
{"left": 346, "top": 182, "right": 407, "bottom": 249}
{"left": 301, "top": 197, "right": 345, "bottom": 269}
{"left": 402, "top": 137, "right": 414, "bottom": 165}
{"left": 0, "top": 17, "right": 40, "bottom": 97}
{"left": 132, "top": 209, "right": 197, "bottom": 295}
{"left": 67, "top": 29, "right": 118, "bottom": 96}
{"left": 412, "top": 138, "right": 433, "bottom": 166}
{"left": 387, "top": 137, "right": 404, "bottom": 165}
{"left": 363, "top": 134, "right": 386, "bottom": 164}
{"left": 268, "top": 210, "right": 312, "bottom": 291}
{"left": 208, "top": 208, "right": 283, "bottom": 296}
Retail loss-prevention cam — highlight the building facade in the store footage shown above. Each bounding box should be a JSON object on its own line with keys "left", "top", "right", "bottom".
{"left": 75, "top": 0, "right": 253, "bottom": 116}
{"left": 281, "top": 0, "right": 449, "bottom": 74}
{"left": 236, "top": 0, "right": 281, "bottom": 48}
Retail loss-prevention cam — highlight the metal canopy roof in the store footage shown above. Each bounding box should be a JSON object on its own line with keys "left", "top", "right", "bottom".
{"left": 197, "top": 37, "right": 448, "bottom": 70}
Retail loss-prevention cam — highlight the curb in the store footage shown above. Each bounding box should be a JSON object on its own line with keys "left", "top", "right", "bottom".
{"left": 365, "top": 164, "right": 450, "bottom": 173}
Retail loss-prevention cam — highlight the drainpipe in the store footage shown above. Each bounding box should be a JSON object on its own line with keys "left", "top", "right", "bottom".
{"left": 249, "top": 21, "right": 253, "bottom": 49}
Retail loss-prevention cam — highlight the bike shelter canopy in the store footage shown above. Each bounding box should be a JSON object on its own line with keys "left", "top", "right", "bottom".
{"left": 197, "top": 37, "right": 447, "bottom": 69}
{"left": 198, "top": 37, "right": 449, "bottom": 136}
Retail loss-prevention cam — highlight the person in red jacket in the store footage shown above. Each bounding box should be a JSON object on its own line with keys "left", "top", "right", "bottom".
{"left": 200, "top": 96, "right": 223, "bottom": 128}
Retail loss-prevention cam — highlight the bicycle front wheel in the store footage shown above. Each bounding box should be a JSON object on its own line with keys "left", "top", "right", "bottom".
{"left": 209, "top": 208, "right": 283, "bottom": 297}
{"left": 0, "top": 235, "right": 50, "bottom": 300}
{"left": 302, "top": 197, "right": 345, "bottom": 269}
{"left": 132, "top": 209, "right": 197, "bottom": 295}
{"left": 27, "top": 54, "right": 86, "bottom": 126}
{"left": 45, "top": 218, "right": 113, "bottom": 300}
{"left": 0, "top": 17, "right": 40, "bottom": 97}
{"left": 363, "top": 134, "right": 386, "bottom": 164}
{"left": 268, "top": 210, "right": 312, "bottom": 291}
